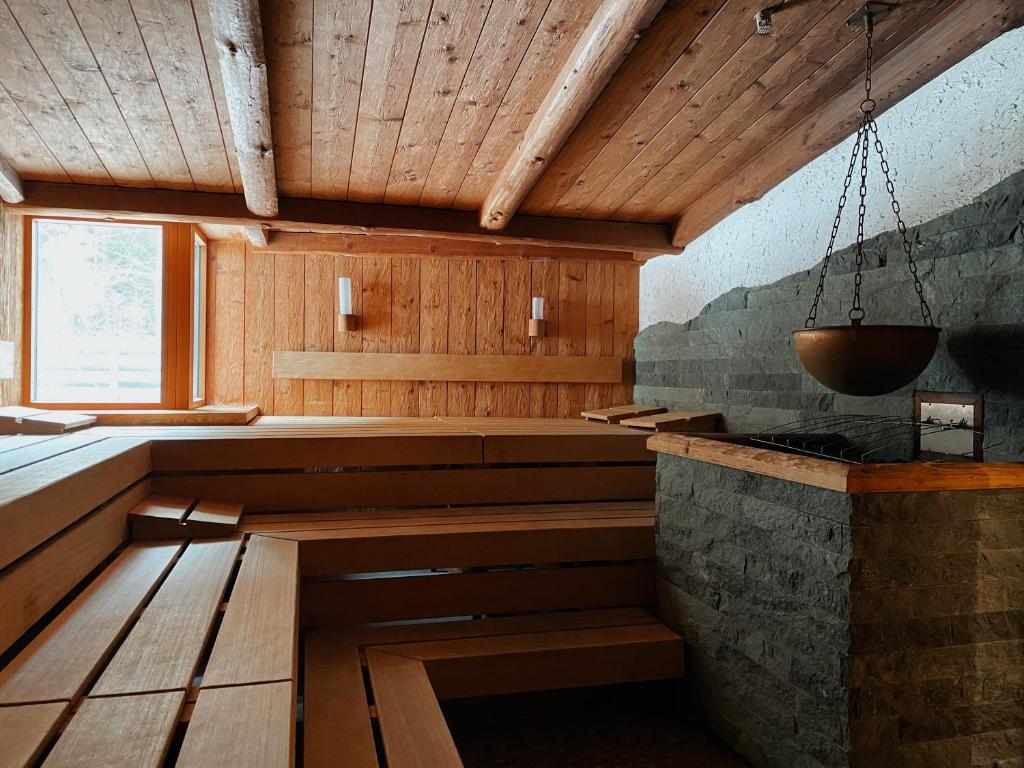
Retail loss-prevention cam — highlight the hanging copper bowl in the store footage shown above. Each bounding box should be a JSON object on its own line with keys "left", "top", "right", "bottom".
{"left": 793, "top": 323, "right": 940, "bottom": 396}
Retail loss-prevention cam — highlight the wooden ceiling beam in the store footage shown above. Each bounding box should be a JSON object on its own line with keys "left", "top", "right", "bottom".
{"left": 9, "top": 182, "right": 677, "bottom": 257}
{"left": 0, "top": 156, "right": 24, "bottom": 204}
{"left": 207, "top": 0, "right": 278, "bottom": 217}
{"left": 478, "top": 0, "right": 668, "bottom": 231}
{"left": 242, "top": 224, "right": 269, "bottom": 247}
{"left": 259, "top": 232, "right": 637, "bottom": 261}
{"left": 671, "top": 0, "right": 1024, "bottom": 248}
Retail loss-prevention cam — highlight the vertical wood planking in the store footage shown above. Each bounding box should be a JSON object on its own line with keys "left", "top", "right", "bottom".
{"left": 348, "top": 0, "right": 433, "bottom": 202}
{"left": 311, "top": 0, "right": 371, "bottom": 199}
{"left": 243, "top": 249, "right": 275, "bottom": 412}
{"left": 418, "top": 259, "right": 449, "bottom": 416}
{"left": 332, "top": 256, "right": 363, "bottom": 415}
{"left": 206, "top": 240, "right": 245, "bottom": 405}
{"left": 529, "top": 260, "right": 560, "bottom": 417}
{"left": 361, "top": 257, "right": 392, "bottom": 416}
{"left": 557, "top": 262, "right": 587, "bottom": 417}
{"left": 474, "top": 260, "right": 505, "bottom": 416}
{"left": 613, "top": 264, "right": 640, "bottom": 405}
{"left": 273, "top": 254, "right": 305, "bottom": 415}
{"left": 503, "top": 259, "right": 531, "bottom": 416}
{"left": 264, "top": 0, "right": 314, "bottom": 197}
{"left": 447, "top": 260, "right": 477, "bottom": 415}
{"left": 585, "top": 262, "right": 616, "bottom": 409}
{"left": 304, "top": 253, "right": 335, "bottom": 415}
{"left": 390, "top": 258, "right": 420, "bottom": 416}
{"left": 213, "top": 249, "right": 638, "bottom": 417}
{"left": 0, "top": 209, "right": 22, "bottom": 407}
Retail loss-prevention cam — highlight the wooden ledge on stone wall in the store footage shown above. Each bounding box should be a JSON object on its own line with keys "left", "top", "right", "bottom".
{"left": 648, "top": 433, "right": 1024, "bottom": 494}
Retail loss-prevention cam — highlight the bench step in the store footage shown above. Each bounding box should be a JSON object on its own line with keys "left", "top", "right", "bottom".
{"left": 306, "top": 609, "right": 684, "bottom": 768}
{"left": 130, "top": 496, "right": 243, "bottom": 539}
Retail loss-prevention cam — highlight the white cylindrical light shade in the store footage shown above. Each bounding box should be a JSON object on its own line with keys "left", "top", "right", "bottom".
{"left": 531, "top": 296, "right": 545, "bottom": 320}
{"left": 338, "top": 277, "right": 353, "bottom": 315}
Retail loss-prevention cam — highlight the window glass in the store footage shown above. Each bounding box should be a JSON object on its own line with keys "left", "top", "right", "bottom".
{"left": 192, "top": 235, "right": 207, "bottom": 402}
{"left": 31, "top": 219, "right": 163, "bottom": 403}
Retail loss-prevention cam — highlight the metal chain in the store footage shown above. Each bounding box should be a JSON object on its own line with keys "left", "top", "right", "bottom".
{"left": 867, "top": 116, "right": 935, "bottom": 326}
{"left": 804, "top": 124, "right": 864, "bottom": 328}
{"left": 803, "top": 4, "right": 934, "bottom": 328}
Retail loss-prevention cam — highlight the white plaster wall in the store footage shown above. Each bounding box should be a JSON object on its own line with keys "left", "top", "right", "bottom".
{"left": 640, "top": 27, "right": 1024, "bottom": 329}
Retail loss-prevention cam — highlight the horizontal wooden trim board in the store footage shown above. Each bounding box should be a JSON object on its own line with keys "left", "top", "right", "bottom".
{"left": 648, "top": 434, "right": 1024, "bottom": 494}
{"left": 272, "top": 351, "right": 623, "bottom": 384}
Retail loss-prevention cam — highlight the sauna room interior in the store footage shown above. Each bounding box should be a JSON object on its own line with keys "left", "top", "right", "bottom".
{"left": 0, "top": 1, "right": 1022, "bottom": 766}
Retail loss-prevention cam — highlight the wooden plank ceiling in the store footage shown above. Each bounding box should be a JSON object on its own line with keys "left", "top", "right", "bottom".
{"left": 0, "top": 0, "right": 1020, "bottom": 250}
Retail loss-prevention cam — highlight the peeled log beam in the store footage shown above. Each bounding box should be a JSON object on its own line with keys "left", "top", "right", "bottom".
{"left": 243, "top": 224, "right": 268, "bottom": 247}
{"left": 207, "top": 0, "right": 278, "bottom": 217}
{"left": 0, "top": 155, "right": 23, "bottom": 204}
{"left": 478, "top": 0, "right": 667, "bottom": 230}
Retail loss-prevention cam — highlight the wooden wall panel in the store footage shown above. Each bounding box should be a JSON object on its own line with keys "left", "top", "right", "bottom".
{"left": 361, "top": 257, "right": 391, "bottom": 417}
{"left": 273, "top": 254, "right": 304, "bottom": 415}
{"left": 206, "top": 240, "right": 245, "bottom": 404}
{"left": 475, "top": 261, "right": 504, "bottom": 417}
{"left": 208, "top": 248, "right": 639, "bottom": 418}
{"left": 0, "top": 206, "right": 22, "bottom": 406}
{"left": 529, "top": 261, "right": 560, "bottom": 417}
{"left": 418, "top": 259, "right": 448, "bottom": 415}
{"left": 303, "top": 253, "right": 334, "bottom": 415}
{"left": 557, "top": 262, "right": 587, "bottom": 418}
{"left": 447, "top": 260, "right": 476, "bottom": 416}
{"left": 332, "top": 255, "right": 362, "bottom": 415}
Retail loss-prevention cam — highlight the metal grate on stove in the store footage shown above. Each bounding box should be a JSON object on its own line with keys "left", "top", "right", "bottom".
{"left": 750, "top": 414, "right": 994, "bottom": 464}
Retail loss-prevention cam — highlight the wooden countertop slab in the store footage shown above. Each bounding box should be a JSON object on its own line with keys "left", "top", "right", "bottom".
{"left": 648, "top": 434, "right": 1024, "bottom": 494}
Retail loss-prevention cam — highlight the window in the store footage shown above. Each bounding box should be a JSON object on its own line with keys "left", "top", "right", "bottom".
{"left": 24, "top": 217, "right": 207, "bottom": 409}
{"left": 30, "top": 219, "right": 164, "bottom": 404}
{"left": 191, "top": 233, "right": 208, "bottom": 404}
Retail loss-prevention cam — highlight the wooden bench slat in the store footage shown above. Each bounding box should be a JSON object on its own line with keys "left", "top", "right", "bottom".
{"left": 91, "top": 536, "right": 244, "bottom": 697}
{"left": 304, "top": 634, "right": 378, "bottom": 768}
{"left": 150, "top": 434, "right": 483, "bottom": 472}
{"left": 0, "top": 438, "right": 151, "bottom": 570}
{"left": 620, "top": 411, "right": 721, "bottom": 432}
{"left": 43, "top": 692, "right": 183, "bottom": 768}
{"left": 367, "top": 650, "right": 462, "bottom": 768}
{"left": 332, "top": 607, "right": 657, "bottom": 647}
{"left": 129, "top": 495, "right": 193, "bottom": 539}
{"left": 0, "top": 480, "right": 147, "bottom": 656}
{"left": 0, "top": 433, "right": 107, "bottom": 475}
{"left": 0, "top": 435, "right": 63, "bottom": 454}
{"left": 19, "top": 412, "right": 97, "bottom": 435}
{"left": 385, "top": 624, "right": 684, "bottom": 699}
{"left": 152, "top": 465, "right": 655, "bottom": 512}
{"left": 301, "top": 564, "right": 655, "bottom": 626}
{"left": 176, "top": 682, "right": 294, "bottom": 768}
{"left": 243, "top": 505, "right": 653, "bottom": 534}
{"left": 282, "top": 518, "right": 654, "bottom": 577}
{"left": 0, "top": 541, "right": 183, "bottom": 705}
{"left": 581, "top": 404, "right": 666, "bottom": 423}
{"left": 183, "top": 500, "right": 244, "bottom": 535}
{"left": 241, "top": 500, "right": 653, "bottom": 529}
{"left": 201, "top": 535, "right": 298, "bottom": 688}
{"left": 0, "top": 702, "right": 67, "bottom": 768}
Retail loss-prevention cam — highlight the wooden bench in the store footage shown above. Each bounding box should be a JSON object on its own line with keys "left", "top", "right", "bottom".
{"left": 0, "top": 533, "right": 297, "bottom": 768}
{"left": 0, "top": 418, "right": 673, "bottom": 767}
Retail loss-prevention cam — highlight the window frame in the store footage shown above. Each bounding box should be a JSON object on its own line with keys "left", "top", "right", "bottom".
{"left": 21, "top": 215, "right": 203, "bottom": 410}
{"left": 189, "top": 229, "right": 208, "bottom": 409}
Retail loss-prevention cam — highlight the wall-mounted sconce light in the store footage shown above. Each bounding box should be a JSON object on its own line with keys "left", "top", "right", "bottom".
{"left": 337, "top": 276, "right": 358, "bottom": 332}
{"left": 529, "top": 296, "right": 546, "bottom": 338}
